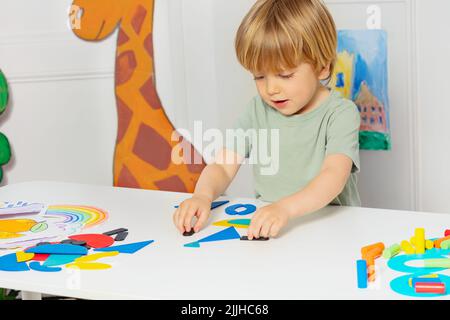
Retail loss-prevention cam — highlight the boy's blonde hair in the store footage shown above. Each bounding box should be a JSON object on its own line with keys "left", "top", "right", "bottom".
{"left": 235, "top": 0, "right": 337, "bottom": 79}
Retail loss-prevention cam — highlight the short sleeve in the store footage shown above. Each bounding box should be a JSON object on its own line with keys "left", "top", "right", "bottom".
{"left": 326, "top": 102, "right": 361, "bottom": 173}
{"left": 224, "top": 98, "right": 256, "bottom": 158}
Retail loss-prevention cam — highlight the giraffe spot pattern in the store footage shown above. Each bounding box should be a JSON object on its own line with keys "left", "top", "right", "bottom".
{"left": 178, "top": 136, "right": 206, "bottom": 174}
{"left": 117, "top": 164, "right": 140, "bottom": 189}
{"left": 154, "top": 175, "right": 188, "bottom": 192}
{"left": 131, "top": 5, "right": 147, "bottom": 35}
{"left": 116, "top": 51, "right": 137, "bottom": 86}
{"left": 140, "top": 76, "right": 162, "bottom": 110}
{"left": 143, "top": 33, "right": 153, "bottom": 58}
{"left": 116, "top": 97, "right": 133, "bottom": 144}
{"left": 133, "top": 124, "right": 172, "bottom": 170}
{"left": 117, "top": 28, "right": 130, "bottom": 47}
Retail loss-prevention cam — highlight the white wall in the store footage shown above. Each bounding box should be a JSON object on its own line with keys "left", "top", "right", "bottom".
{"left": 1, "top": 0, "right": 449, "bottom": 214}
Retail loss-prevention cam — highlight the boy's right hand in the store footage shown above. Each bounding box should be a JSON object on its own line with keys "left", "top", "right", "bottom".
{"left": 173, "top": 194, "right": 212, "bottom": 234}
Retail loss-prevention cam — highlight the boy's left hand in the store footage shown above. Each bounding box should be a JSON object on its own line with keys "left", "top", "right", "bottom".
{"left": 247, "top": 203, "right": 291, "bottom": 240}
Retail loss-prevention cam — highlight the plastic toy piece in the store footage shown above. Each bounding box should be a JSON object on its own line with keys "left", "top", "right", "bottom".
{"left": 75, "top": 251, "right": 119, "bottom": 263}
{"left": 400, "top": 240, "right": 415, "bottom": 254}
{"left": 103, "top": 228, "right": 128, "bottom": 236}
{"left": 16, "top": 251, "right": 34, "bottom": 263}
{"left": 68, "top": 234, "right": 114, "bottom": 249}
{"left": 426, "top": 240, "right": 434, "bottom": 250}
{"left": 361, "top": 242, "right": 385, "bottom": 258}
{"left": 94, "top": 240, "right": 154, "bottom": 254}
{"left": 409, "top": 274, "right": 439, "bottom": 287}
{"left": 66, "top": 262, "right": 111, "bottom": 270}
{"left": 240, "top": 236, "right": 269, "bottom": 241}
{"left": 25, "top": 244, "right": 88, "bottom": 255}
{"left": 434, "top": 236, "right": 450, "bottom": 249}
{"left": 415, "top": 228, "right": 425, "bottom": 254}
{"left": 213, "top": 219, "right": 251, "bottom": 228}
{"left": 415, "top": 282, "right": 446, "bottom": 294}
{"left": 225, "top": 204, "right": 256, "bottom": 216}
{"left": 114, "top": 231, "right": 128, "bottom": 241}
{"left": 183, "top": 230, "right": 195, "bottom": 237}
{"left": 0, "top": 253, "right": 30, "bottom": 271}
{"left": 184, "top": 241, "right": 200, "bottom": 248}
{"left": 411, "top": 276, "right": 442, "bottom": 287}
{"left": 43, "top": 254, "right": 82, "bottom": 267}
{"left": 29, "top": 262, "right": 62, "bottom": 273}
{"left": 356, "top": 259, "right": 368, "bottom": 289}
{"left": 440, "top": 240, "right": 450, "bottom": 250}
{"left": 382, "top": 244, "right": 401, "bottom": 259}
{"left": 424, "top": 259, "right": 450, "bottom": 269}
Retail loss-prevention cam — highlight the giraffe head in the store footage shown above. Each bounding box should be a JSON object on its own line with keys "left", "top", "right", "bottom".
{"left": 70, "top": 0, "right": 125, "bottom": 40}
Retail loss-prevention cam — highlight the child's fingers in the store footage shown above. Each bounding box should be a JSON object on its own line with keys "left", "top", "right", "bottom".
{"left": 173, "top": 208, "right": 182, "bottom": 233}
{"left": 183, "top": 206, "right": 198, "bottom": 232}
{"left": 176, "top": 203, "right": 191, "bottom": 233}
{"left": 193, "top": 208, "right": 209, "bottom": 233}
{"left": 248, "top": 214, "right": 263, "bottom": 240}
{"left": 269, "top": 222, "right": 281, "bottom": 238}
{"left": 260, "top": 220, "right": 273, "bottom": 238}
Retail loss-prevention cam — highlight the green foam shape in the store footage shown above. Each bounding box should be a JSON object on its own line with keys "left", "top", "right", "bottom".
{"left": 31, "top": 222, "right": 48, "bottom": 233}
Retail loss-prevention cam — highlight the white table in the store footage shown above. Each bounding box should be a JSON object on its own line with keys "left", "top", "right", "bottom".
{"left": 0, "top": 181, "right": 449, "bottom": 300}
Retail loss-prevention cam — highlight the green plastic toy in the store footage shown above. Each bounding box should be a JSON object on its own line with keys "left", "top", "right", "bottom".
{"left": 0, "top": 69, "right": 11, "bottom": 182}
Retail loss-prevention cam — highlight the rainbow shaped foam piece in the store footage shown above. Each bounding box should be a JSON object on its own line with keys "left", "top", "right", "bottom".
{"left": 0, "top": 202, "right": 108, "bottom": 250}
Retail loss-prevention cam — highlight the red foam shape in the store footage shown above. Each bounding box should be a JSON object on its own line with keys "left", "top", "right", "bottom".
{"left": 32, "top": 253, "right": 50, "bottom": 262}
{"left": 68, "top": 234, "right": 114, "bottom": 249}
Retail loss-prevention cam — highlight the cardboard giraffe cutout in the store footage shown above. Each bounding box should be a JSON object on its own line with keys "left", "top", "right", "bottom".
{"left": 70, "top": 0, "right": 205, "bottom": 192}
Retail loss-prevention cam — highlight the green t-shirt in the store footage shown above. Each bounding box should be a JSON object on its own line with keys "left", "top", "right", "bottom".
{"left": 227, "top": 89, "right": 361, "bottom": 206}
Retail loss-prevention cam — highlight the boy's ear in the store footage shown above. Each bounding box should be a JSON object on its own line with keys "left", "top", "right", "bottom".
{"left": 318, "top": 64, "right": 332, "bottom": 80}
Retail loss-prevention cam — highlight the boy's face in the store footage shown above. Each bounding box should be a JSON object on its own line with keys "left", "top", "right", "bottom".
{"left": 253, "top": 63, "right": 329, "bottom": 116}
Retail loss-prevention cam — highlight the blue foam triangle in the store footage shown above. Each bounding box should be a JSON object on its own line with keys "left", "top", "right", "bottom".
{"left": 29, "top": 262, "right": 62, "bottom": 272}
{"left": 94, "top": 240, "right": 154, "bottom": 254}
{"left": 0, "top": 253, "right": 30, "bottom": 272}
{"left": 25, "top": 244, "right": 88, "bottom": 255}
{"left": 184, "top": 241, "right": 200, "bottom": 248}
{"left": 43, "top": 254, "right": 82, "bottom": 267}
{"left": 198, "top": 227, "right": 241, "bottom": 243}
{"left": 210, "top": 200, "right": 230, "bottom": 210}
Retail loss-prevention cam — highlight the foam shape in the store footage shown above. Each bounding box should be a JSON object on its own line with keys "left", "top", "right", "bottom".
{"left": 400, "top": 240, "right": 415, "bottom": 254}
{"left": 382, "top": 244, "right": 401, "bottom": 259}
{"left": 30, "top": 222, "right": 48, "bottom": 233}
{"left": 43, "top": 254, "right": 82, "bottom": 267}
{"left": 69, "top": 233, "right": 114, "bottom": 249}
{"left": 440, "top": 240, "right": 450, "bottom": 250}
{"left": 184, "top": 242, "right": 200, "bottom": 248}
{"left": 434, "top": 236, "right": 450, "bottom": 249}
{"left": 103, "top": 228, "right": 128, "bottom": 236}
{"left": 114, "top": 232, "right": 128, "bottom": 242}
{"left": 210, "top": 200, "right": 230, "bottom": 210}
{"left": 198, "top": 227, "right": 241, "bottom": 243}
{"left": 0, "top": 253, "right": 30, "bottom": 271}
{"left": 426, "top": 240, "right": 434, "bottom": 250}
{"left": 213, "top": 219, "right": 251, "bottom": 228}
{"left": 29, "top": 262, "right": 62, "bottom": 272}
{"left": 225, "top": 204, "right": 256, "bottom": 216}
{"left": 415, "top": 282, "right": 446, "bottom": 294}
{"left": 0, "top": 231, "right": 24, "bottom": 239}
{"left": 356, "top": 259, "right": 368, "bottom": 289}
{"left": 412, "top": 276, "right": 442, "bottom": 287}
{"left": 16, "top": 251, "right": 34, "bottom": 262}
{"left": 66, "top": 262, "right": 111, "bottom": 270}
{"left": 32, "top": 253, "right": 50, "bottom": 262}
{"left": 424, "top": 259, "right": 450, "bottom": 268}
{"left": 361, "top": 242, "right": 385, "bottom": 257}
{"left": 415, "top": 228, "right": 425, "bottom": 254}
{"left": 0, "top": 219, "right": 37, "bottom": 233}
{"left": 25, "top": 244, "right": 88, "bottom": 255}
{"left": 94, "top": 240, "right": 154, "bottom": 254}
{"left": 75, "top": 251, "right": 119, "bottom": 263}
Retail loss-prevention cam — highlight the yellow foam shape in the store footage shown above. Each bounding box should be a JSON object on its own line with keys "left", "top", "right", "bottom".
{"left": 66, "top": 262, "right": 111, "bottom": 270}
{"left": 16, "top": 251, "right": 34, "bottom": 262}
{"left": 0, "top": 219, "right": 37, "bottom": 233}
{"left": 75, "top": 251, "right": 119, "bottom": 263}
{"left": 0, "top": 231, "right": 24, "bottom": 239}
{"left": 212, "top": 221, "right": 249, "bottom": 229}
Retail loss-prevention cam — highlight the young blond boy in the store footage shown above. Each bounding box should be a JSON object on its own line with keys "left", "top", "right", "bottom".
{"left": 173, "top": 0, "right": 361, "bottom": 239}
